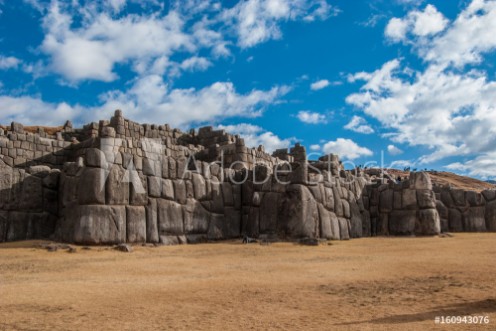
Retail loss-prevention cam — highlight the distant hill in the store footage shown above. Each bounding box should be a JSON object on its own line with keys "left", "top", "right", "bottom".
{"left": 369, "top": 169, "right": 495, "bottom": 192}
{"left": 486, "top": 180, "right": 496, "bottom": 185}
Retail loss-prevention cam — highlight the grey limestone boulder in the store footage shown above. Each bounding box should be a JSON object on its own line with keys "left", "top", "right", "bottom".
{"left": 126, "top": 206, "right": 146, "bottom": 243}
{"left": 72, "top": 205, "right": 126, "bottom": 244}
{"left": 389, "top": 210, "right": 416, "bottom": 235}
{"left": 416, "top": 209, "right": 441, "bottom": 235}
{"left": 486, "top": 200, "right": 496, "bottom": 231}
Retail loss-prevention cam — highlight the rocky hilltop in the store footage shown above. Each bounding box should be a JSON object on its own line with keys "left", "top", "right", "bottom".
{"left": 0, "top": 110, "right": 495, "bottom": 244}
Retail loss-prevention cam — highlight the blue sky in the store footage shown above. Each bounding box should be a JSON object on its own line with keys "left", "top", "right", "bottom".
{"left": 1, "top": 0, "right": 496, "bottom": 179}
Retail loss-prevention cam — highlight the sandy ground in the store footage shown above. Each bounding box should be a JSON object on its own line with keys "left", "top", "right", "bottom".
{"left": 0, "top": 234, "right": 495, "bottom": 331}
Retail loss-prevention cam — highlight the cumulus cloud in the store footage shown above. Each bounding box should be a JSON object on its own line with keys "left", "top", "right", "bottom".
{"left": 424, "top": 0, "right": 496, "bottom": 67}
{"left": 385, "top": 4, "right": 448, "bottom": 42}
{"left": 32, "top": 0, "right": 337, "bottom": 83}
{"left": 296, "top": 110, "right": 327, "bottom": 124}
{"left": 348, "top": 0, "right": 496, "bottom": 177}
{"left": 179, "top": 56, "right": 212, "bottom": 71}
{"left": 0, "top": 77, "right": 288, "bottom": 128}
{"left": 0, "top": 56, "right": 21, "bottom": 70}
{"left": 310, "top": 79, "right": 330, "bottom": 90}
{"left": 385, "top": 18, "right": 409, "bottom": 42}
{"left": 217, "top": 123, "right": 295, "bottom": 153}
{"left": 309, "top": 144, "right": 321, "bottom": 151}
{"left": 344, "top": 115, "right": 374, "bottom": 134}
{"left": 222, "top": 0, "right": 337, "bottom": 48}
{"left": 40, "top": 2, "right": 198, "bottom": 82}
{"left": 387, "top": 144, "right": 403, "bottom": 155}
{"left": 445, "top": 153, "right": 496, "bottom": 179}
{"left": 322, "top": 138, "right": 373, "bottom": 160}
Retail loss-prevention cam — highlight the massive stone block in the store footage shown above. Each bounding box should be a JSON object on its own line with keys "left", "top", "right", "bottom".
{"left": 416, "top": 209, "right": 440, "bottom": 235}
{"left": 183, "top": 198, "right": 210, "bottom": 234}
{"left": 410, "top": 172, "right": 432, "bottom": 190}
{"left": 338, "top": 217, "right": 350, "bottom": 240}
{"left": 349, "top": 201, "right": 363, "bottom": 238}
{"left": 78, "top": 168, "right": 106, "bottom": 205}
{"left": 106, "top": 165, "right": 129, "bottom": 205}
{"left": 85, "top": 148, "right": 107, "bottom": 168}
{"left": 0, "top": 211, "right": 8, "bottom": 242}
{"left": 224, "top": 207, "right": 241, "bottom": 238}
{"left": 146, "top": 198, "right": 159, "bottom": 243}
{"left": 482, "top": 190, "right": 496, "bottom": 202}
{"left": 379, "top": 189, "right": 393, "bottom": 213}
{"left": 243, "top": 207, "right": 259, "bottom": 237}
{"left": 126, "top": 206, "right": 146, "bottom": 243}
{"left": 173, "top": 180, "right": 187, "bottom": 205}
{"left": 318, "top": 204, "right": 333, "bottom": 239}
{"left": 466, "top": 191, "right": 484, "bottom": 207}
{"left": 361, "top": 210, "right": 371, "bottom": 238}
{"left": 20, "top": 174, "right": 43, "bottom": 211}
{"left": 436, "top": 200, "right": 449, "bottom": 233}
{"left": 210, "top": 182, "right": 224, "bottom": 213}
{"left": 207, "top": 214, "right": 225, "bottom": 240}
{"left": 72, "top": 205, "right": 126, "bottom": 244}
{"left": 129, "top": 171, "right": 147, "bottom": 205}
{"left": 192, "top": 173, "right": 206, "bottom": 200}
{"left": 260, "top": 192, "right": 279, "bottom": 234}
{"left": 148, "top": 176, "right": 162, "bottom": 198}
{"left": 281, "top": 185, "right": 318, "bottom": 238}
{"left": 389, "top": 210, "right": 416, "bottom": 235}
{"left": 451, "top": 189, "right": 468, "bottom": 207}
{"left": 448, "top": 208, "right": 463, "bottom": 232}
{"left": 462, "top": 207, "right": 486, "bottom": 232}
{"left": 401, "top": 189, "right": 417, "bottom": 210}
{"left": 161, "top": 179, "right": 174, "bottom": 200}
{"left": 158, "top": 199, "right": 184, "bottom": 236}
{"left": 417, "top": 189, "right": 436, "bottom": 209}
{"left": 323, "top": 187, "right": 334, "bottom": 211}
{"left": 486, "top": 200, "right": 496, "bottom": 231}
{"left": 377, "top": 212, "right": 389, "bottom": 236}
{"left": 221, "top": 182, "right": 234, "bottom": 206}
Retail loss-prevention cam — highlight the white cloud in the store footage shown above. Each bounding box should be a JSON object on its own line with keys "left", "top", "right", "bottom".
{"left": 33, "top": 0, "right": 336, "bottom": 82}
{"left": 309, "top": 144, "right": 321, "bottom": 151}
{"left": 387, "top": 144, "right": 403, "bottom": 155}
{"left": 296, "top": 110, "right": 326, "bottom": 124}
{"left": 217, "top": 123, "right": 295, "bottom": 153}
{"left": 344, "top": 115, "right": 374, "bottom": 134}
{"left": 322, "top": 138, "right": 373, "bottom": 160}
{"left": 180, "top": 56, "right": 212, "bottom": 71}
{"left": 0, "top": 56, "right": 21, "bottom": 70}
{"left": 107, "top": 0, "right": 127, "bottom": 13}
{"left": 385, "top": 18, "right": 409, "bottom": 42}
{"left": 424, "top": 0, "right": 496, "bottom": 67}
{"left": 0, "top": 95, "right": 82, "bottom": 126}
{"left": 0, "top": 77, "right": 288, "bottom": 129}
{"left": 310, "top": 79, "right": 330, "bottom": 90}
{"left": 445, "top": 153, "right": 496, "bottom": 179}
{"left": 40, "top": 3, "right": 198, "bottom": 82}
{"left": 222, "top": 0, "right": 336, "bottom": 48}
{"left": 385, "top": 4, "right": 448, "bottom": 42}
{"left": 348, "top": 0, "right": 496, "bottom": 176}
{"left": 96, "top": 76, "right": 289, "bottom": 128}
{"left": 389, "top": 159, "right": 415, "bottom": 169}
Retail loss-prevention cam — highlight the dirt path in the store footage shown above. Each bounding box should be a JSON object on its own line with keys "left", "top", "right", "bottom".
{"left": 0, "top": 234, "right": 495, "bottom": 330}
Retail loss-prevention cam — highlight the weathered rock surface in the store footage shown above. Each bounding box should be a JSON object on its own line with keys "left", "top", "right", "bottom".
{"left": 0, "top": 111, "right": 493, "bottom": 245}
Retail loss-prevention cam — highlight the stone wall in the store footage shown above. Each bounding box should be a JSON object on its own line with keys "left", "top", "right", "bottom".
{"left": 0, "top": 164, "right": 59, "bottom": 241}
{"left": 435, "top": 186, "right": 496, "bottom": 233}
{"left": 363, "top": 172, "right": 441, "bottom": 236}
{"left": 0, "top": 110, "right": 494, "bottom": 244}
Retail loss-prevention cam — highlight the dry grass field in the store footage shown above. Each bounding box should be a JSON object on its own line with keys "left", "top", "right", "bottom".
{"left": 0, "top": 234, "right": 495, "bottom": 331}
